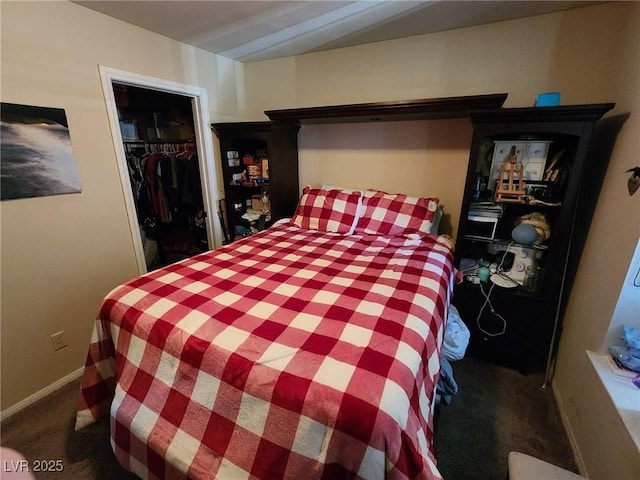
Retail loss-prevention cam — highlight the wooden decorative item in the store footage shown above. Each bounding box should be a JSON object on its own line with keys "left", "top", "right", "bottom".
{"left": 494, "top": 146, "right": 526, "bottom": 203}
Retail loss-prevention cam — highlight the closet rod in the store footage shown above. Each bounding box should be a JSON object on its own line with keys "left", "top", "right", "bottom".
{"left": 124, "top": 140, "right": 196, "bottom": 154}
{"left": 123, "top": 140, "right": 196, "bottom": 144}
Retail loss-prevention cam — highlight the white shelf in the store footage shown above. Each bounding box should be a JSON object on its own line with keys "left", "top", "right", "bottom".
{"left": 586, "top": 350, "right": 640, "bottom": 452}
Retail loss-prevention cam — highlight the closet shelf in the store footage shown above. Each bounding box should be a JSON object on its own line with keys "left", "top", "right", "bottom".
{"left": 264, "top": 93, "right": 508, "bottom": 124}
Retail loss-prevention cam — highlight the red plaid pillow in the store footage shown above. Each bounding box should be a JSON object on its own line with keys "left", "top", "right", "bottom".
{"left": 292, "top": 186, "right": 362, "bottom": 234}
{"left": 354, "top": 190, "right": 439, "bottom": 235}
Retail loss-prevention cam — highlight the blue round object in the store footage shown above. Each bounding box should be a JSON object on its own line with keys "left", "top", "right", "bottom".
{"left": 511, "top": 224, "right": 538, "bottom": 245}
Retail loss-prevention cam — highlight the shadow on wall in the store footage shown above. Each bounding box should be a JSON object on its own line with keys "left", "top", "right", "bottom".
{"left": 300, "top": 118, "right": 472, "bottom": 151}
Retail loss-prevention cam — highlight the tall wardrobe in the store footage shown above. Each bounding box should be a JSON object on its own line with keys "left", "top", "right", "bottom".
{"left": 113, "top": 83, "right": 209, "bottom": 270}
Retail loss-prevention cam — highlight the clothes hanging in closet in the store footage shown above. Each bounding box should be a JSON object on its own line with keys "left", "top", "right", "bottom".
{"left": 125, "top": 143, "right": 203, "bottom": 229}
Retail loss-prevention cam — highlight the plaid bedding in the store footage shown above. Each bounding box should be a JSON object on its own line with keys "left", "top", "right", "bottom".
{"left": 355, "top": 191, "right": 440, "bottom": 237}
{"left": 76, "top": 222, "right": 455, "bottom": 480}
{"left": 292, "top": 186, "right": 362, "bottom": 234}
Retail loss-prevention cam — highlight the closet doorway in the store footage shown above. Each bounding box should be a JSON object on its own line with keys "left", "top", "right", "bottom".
{"left": 100, "top": 67, "right": 220, "bottom": 273}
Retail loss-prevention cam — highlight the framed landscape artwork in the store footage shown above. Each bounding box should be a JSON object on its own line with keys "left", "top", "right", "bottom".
{"left": 1, "top": 102, "right": 81, "bottom": 200}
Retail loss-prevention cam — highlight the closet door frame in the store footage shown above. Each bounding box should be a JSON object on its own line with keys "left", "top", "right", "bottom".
{"left": 99, "top": 66, "right": 222, "bottom": 274}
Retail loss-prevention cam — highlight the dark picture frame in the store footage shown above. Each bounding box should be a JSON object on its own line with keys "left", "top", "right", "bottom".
{"left": 1, "top": 102, "right": 81, "bottom": 200}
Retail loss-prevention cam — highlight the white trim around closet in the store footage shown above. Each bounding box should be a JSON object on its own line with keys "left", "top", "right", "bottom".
{"left": 98, "top": 66, "right": 222, "bottom": 274}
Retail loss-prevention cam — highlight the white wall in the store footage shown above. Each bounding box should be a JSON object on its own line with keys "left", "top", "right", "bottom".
{"left": 0, "top": 1, "right": 247, "bottom": 411}
{"left": 604, "top": 238, "right": 640, "bottom": 350}
{"left": 244, "top": 3, "right": 640, "bottom": 479}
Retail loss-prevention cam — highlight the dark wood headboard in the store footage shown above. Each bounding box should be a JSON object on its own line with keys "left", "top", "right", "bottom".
{"left": 264, "top": 93, "right": 508, "bottom": 124}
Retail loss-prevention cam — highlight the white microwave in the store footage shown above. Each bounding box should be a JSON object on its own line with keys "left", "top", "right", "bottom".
{"left": 466, "top": 215, "right": 499, "bottom": 240}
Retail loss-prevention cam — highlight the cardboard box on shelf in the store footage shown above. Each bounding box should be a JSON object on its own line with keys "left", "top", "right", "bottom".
{"left": 252, "top": 195, "right": 267, "bottom": 211}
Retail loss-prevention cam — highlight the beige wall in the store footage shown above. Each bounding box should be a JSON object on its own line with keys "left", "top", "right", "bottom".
{"left": 2, "top": 1, "right": 638, "bottom": 478}
{"left": 297, "top": 120, "right": 472, "bottom": 237}
{"left": 551, "top": 4, "right": 640, "bottom": 480}
{"left": 0, "top": 1, "right": 246, "bottom": 411}
{"left": 244, "top": 3, "right": 640, "bottom": 479}
{"left": 244, "top": 6, "right": 634, "bottom": 237}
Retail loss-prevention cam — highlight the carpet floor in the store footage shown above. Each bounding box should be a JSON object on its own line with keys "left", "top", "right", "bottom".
{"left": 435, "top": 357, "right": 578, "bottom": 479}
{"left": 1, "top": 356, "right": 577, "bottom": 479}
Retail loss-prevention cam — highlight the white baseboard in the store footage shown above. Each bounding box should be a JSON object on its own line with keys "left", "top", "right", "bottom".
{"left": 0, "top": 366, "right": 84, "bottom": 422}
{"left": 552, "top": 382, "right": 587, "bottom": 476}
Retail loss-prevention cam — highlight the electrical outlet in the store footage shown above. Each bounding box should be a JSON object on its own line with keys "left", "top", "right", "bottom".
{"left": 50, "top": 331, "right": 67, "bottom": 351}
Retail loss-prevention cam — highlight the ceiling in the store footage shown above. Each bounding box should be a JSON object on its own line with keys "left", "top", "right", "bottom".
{"left": 75, "top": 1, "right": 601, "bottom": 63}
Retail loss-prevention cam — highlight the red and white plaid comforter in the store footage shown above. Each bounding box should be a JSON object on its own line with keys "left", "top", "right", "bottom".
{"left": 76, "top": 223, "right": 455, "bottom": 480}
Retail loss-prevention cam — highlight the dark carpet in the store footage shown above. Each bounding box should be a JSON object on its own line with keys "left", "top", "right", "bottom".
{"left": 1, "top": 379, "right": 136, "bottom": 480}
{"left": 1, "top": 356, "right": 577, "bottom": 479}
{"left": 434, "top": 357, "right": 578, "bottom": 479}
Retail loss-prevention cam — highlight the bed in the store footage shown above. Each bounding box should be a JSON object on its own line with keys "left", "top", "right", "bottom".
{"left": 75, "top": 187, "right": 455, "bottom": 480}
